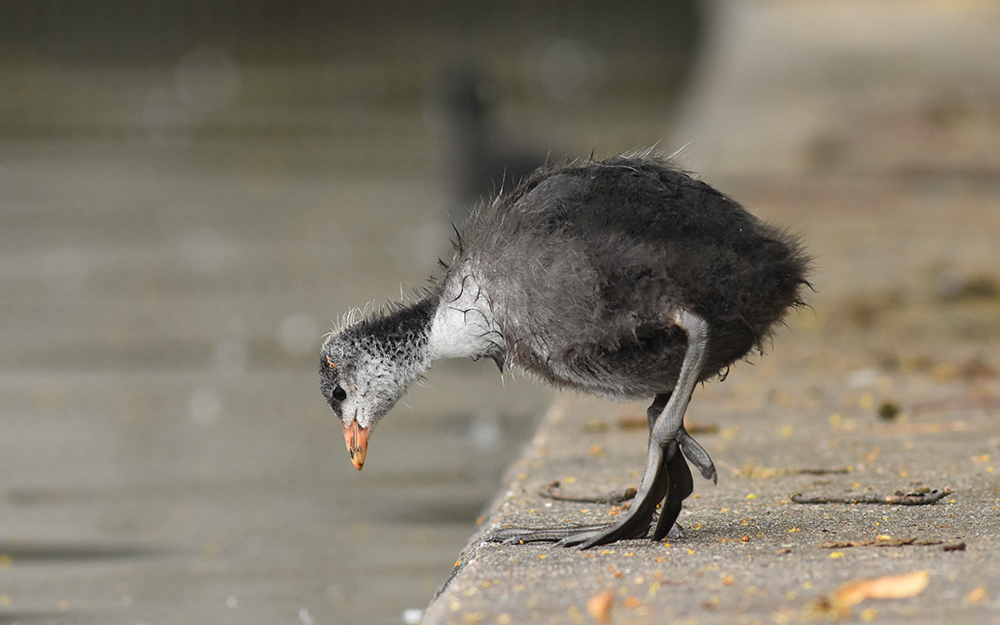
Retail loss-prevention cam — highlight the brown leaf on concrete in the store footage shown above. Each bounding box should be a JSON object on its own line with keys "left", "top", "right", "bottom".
{"left": 586, "top": 590, "right": 615, "bottom": 625}
{"left": 833, "top": 570, "right": 930, "bottom": 611}
{"left": 966, "top": 585, "right": 988, "bottom": 605}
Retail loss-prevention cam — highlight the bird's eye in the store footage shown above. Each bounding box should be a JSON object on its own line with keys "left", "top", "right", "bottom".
{"left": 332, "top": 385, "right": 347, "bottom": 402}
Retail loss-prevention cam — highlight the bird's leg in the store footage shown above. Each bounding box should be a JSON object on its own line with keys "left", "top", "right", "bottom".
{"left": 554, "top": 309, "right": 710, "bottom": 548}
{"left": 645, "top": 392, "right": 687, "bottom": 540}
{"left": 649, "top": 309, "right": 709, "bottom": 457}
{"left": 643, "top": 396, "right": 713, "bottom": 540}
{"left": 649, "top": 309, "right": 713, "bottom": 540}
{"left": 635, "top": 391, "right": 696, "bottom": 541}
{"left": 646, "top": 392, "right": 669, "bottom": 431}
{"left": 484, "top": 309, "right": 712, "bottom": 549}
{"left": 648, "top": 367, "right": 716, "bottom": 484}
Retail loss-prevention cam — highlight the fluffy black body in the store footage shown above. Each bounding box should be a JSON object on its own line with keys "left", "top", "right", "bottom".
{"left": 444, "top": 156, "right": 807, "bottom": 398}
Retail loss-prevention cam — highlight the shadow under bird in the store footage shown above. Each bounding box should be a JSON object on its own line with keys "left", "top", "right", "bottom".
{"left": 319, "top": 154, "right": 809, "bottom": 548}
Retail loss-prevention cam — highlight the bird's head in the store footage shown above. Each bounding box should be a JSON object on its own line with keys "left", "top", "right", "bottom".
{"left": 318, "top": 323, "right": 422, "bottom": 471}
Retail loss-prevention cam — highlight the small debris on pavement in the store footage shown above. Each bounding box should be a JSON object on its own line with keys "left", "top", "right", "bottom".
{"left": 791, "top": 488, "right": 952, "bottom": 505}
{"left": 538, "top": 481, "right": 637, "bottom": 504}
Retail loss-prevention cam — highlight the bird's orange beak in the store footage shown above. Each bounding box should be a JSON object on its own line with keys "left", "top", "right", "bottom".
{"left": 343, "top": 420, "right": 369, "bottom": 471}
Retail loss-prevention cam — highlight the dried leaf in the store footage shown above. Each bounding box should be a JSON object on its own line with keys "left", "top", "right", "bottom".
{"left": 834, "top": 570, "right": 930, "bottom": 608}
{"left": 586, "top": 590, "right": 615, "bottom": 625}
{"left": 966, "top": 585, "right": 988, "bottom": 605}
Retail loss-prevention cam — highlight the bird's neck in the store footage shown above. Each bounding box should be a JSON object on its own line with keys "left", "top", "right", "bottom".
{"left": 427, "top": 271, "right": 501, "bottom": 362}
{"left": 345, "top": 298, "right": 439, "bottom": 393}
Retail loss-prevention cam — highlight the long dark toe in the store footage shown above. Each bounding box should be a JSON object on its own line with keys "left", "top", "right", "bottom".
{"left": 484, "top": 527, "right": 562, "bottom": 544}
{"left": 651, "top": 444, "right": 694, "bottom": 540}
{"left": 555, "top": 518, "right": 652, "bottom": 549}
{"left": 678, "top": 428, "right": 717, "bottom": 483}
{"left": 484, "top": 524, "right": 617, "bottom": 545}
{"left": 560, "top": 444, "right": 682, "bottom": 549}
{"left": 556, "top": 529, "right": 612, "bottom": 549}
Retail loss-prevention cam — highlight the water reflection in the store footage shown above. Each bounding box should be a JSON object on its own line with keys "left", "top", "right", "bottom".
{"left": 134, "top": 46, "right": 242, "bottom": 143}
{"left": 212, "top": 338, "right": 249, "bottom": 376}
{"left": 176, "top": 227, "right": 239, "bottom": 274}
{"left": 0, "top": 2, "right": 703, "bottom": 622}
{"left": 189, "top": 386, "right": 223, "bottom": 426}
{"left": 279, "top": 313, "right": 321, "bottom": 357}
{"left": 523, "top": 38, "right": 605, "bottom": 104}
{"left": 174, "top": 47, "right": 242, "bottom": 117}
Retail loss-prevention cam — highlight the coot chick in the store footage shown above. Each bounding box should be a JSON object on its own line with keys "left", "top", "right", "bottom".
{"left": 319, "top": 154, "right": 809, "bottom": 548}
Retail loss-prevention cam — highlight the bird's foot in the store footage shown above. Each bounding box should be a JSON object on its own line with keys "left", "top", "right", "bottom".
{"left": 485, "top": 435, "right": 698, "bottom": 549}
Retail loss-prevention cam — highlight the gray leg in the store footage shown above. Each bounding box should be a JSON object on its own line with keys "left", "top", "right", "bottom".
{"left": 646, "top": 346, "right": 715, "bottom": 483}
{"left": 484, "top": 308, "right": 712, "bottom": 549}
{"left": 556, "top": 308, "right": 710, "bottom": 548}
{"left": 646, "top": 392, "right": 668, "bottom": 431}
{"left": 648, "top": 309, "right": 708, "bottom": 448}
{"left": 644, "top": 393, "right": 693, "bottom": 540}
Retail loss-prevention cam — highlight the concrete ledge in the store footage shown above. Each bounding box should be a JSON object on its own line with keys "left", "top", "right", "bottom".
{"left": 424, "top": 378, "right": 998, "bottom": 624}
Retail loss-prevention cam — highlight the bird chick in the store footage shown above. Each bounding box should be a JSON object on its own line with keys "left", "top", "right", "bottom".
{"left": 320, "top": 154, "right": 809, "bottom": 547}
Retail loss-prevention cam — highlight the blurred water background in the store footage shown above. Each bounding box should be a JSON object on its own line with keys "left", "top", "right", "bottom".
{"left": 0, "top": 2, "right": 704, "bottom": 623}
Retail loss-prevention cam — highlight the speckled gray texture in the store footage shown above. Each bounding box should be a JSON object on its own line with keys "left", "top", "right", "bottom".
{"left": 425, "top": 375, "right": 998, "bottom": 624}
